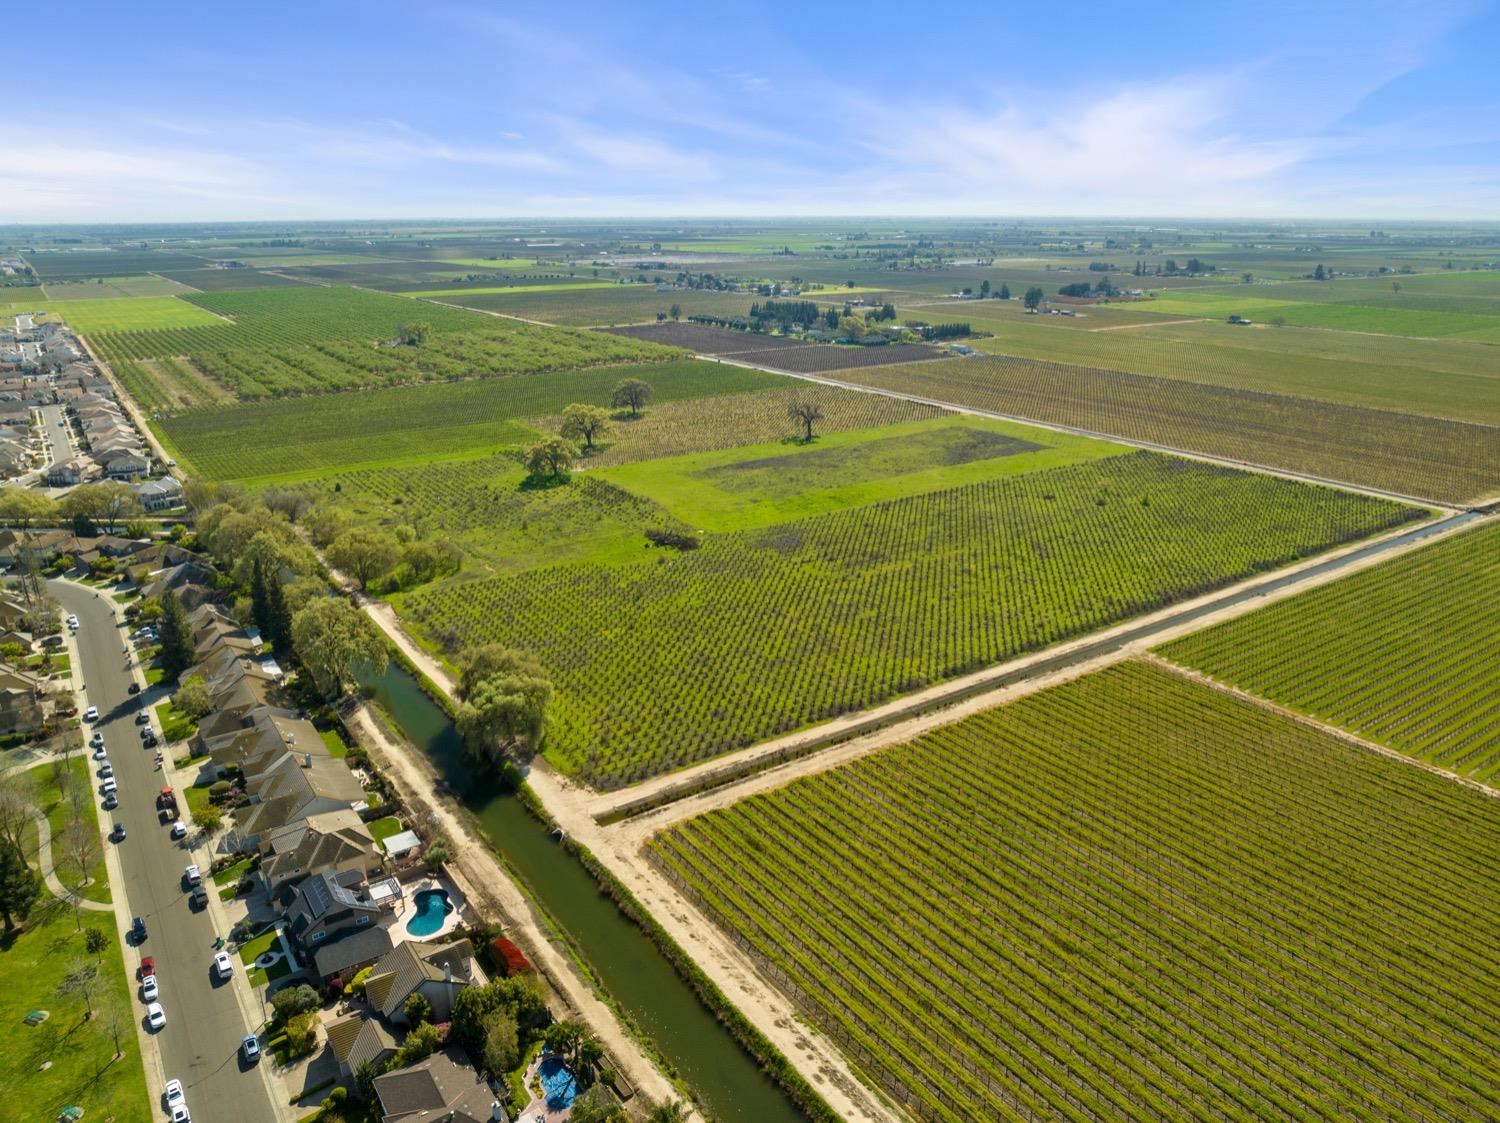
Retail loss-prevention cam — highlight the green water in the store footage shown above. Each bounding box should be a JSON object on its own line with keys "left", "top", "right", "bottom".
{"left": 363, "top": 662, "right": 806, "bottom": 1123}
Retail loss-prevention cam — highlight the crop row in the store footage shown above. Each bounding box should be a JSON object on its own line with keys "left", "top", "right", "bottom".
{"left": 1158, "top": 519, "right": 1500, "bottom": 782}
{"left": 158, "top": 359, "right": 779, "bottom": 481}
{"left": 842, "top": 354, "right": 1500, "bottom": 503}
{"left": 401, "top": 452, "right": 1421, "bottom": 788}
{"left": 651, "top": 661, "right": 1500, "bottom": 1121}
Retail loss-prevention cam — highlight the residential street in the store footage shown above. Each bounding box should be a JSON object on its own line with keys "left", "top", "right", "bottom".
{"left": 51, "top": 580, "right": 284, "bottom": 1123}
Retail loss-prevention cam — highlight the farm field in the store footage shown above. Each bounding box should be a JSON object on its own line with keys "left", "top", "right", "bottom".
{"left": 157, "top": 358, "right": 780, "bottom": 481}
{"left": 149, "top": 267, "right": 309, "bottom": 291}
{"left": 401, "top": 281, "right": 622, "bottom": 297}
{"left": 42, "top": 274, "right": 198, "bottom": 299}
{"left": 598, "top": 417, "right": 1124, "bottom": 531}
{"left": 605, "top": 322, "right": 814, "bottom": 352}
{"left": 737, "top": 342, "right": 947, "bottom": 373}
{"left": 842, "top": 355, "right": 1500, "bottom": 503}
{"left": 971, "top": 319, "right": 1500, "bottom": 424}
{"left": 23, "top": 249, "right": 209, "bottom": 279}
{"left": 53, "top": 295, "right": 225, "bottom": 333}
{"left": 1158, "top": 518, "right": 1500, "bottom": 781}
{"left": 421, "top": 286, "right": 757, "bottom": 326}
{"left": 531, "top": 384, "right": 953, "bottom": 468}
{"left": 401, "top": 452, "right": 1421, "bottom": 787}
{"left": 1144, "top": 288, "right": 1500, "bottom": 338}
{"left": 651, "top": 659, "right": 1500, "bottom": 1123}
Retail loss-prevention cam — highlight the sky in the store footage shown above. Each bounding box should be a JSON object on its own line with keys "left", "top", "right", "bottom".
{"left": 7, "top": 0, "right": 1499, "bottom": 222}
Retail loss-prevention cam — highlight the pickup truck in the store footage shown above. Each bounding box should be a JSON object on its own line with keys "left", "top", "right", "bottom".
{"left": 156, "top": 787, "right": 179, "bottom": 823}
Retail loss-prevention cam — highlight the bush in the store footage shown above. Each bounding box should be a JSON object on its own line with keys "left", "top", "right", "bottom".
{"left": 272, "top": 983, "right": 321, "bottom": 1024}
{"left": 284, "top": 1010, "right": 319, "bottom": 1058}
{"left": 490, "top": 937, "right": 534, "bottom": 978}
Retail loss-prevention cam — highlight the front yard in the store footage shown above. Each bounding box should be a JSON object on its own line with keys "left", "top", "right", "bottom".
{"left": 154, "top": 698, "right": 198, "bottom": 743}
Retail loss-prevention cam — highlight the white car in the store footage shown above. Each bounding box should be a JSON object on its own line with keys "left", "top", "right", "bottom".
{"left": 140, "top": 974, "right": 158, "bottom": 1001}
{"left": 101, "top": 777, "right": 118, "bottom": 795}
{"left": 183, "top": 864, "right": 201, "bottom": 886}
{"left": 164, "top": 1078, "right": 186, "bottom": 1112}
{"left": 146, "top": 1002, "right": 166, "bottom": 1030}
{"left": 90, "top": 731, "right": 105, "bottom": 747}
{"left": 213, "top": 951, "right": 233, "bottom": 980}
{"left": 171, "top": 1108, "right": 191, "bottom": 1123}
{"left": 170, "top": 821, "right": 188, "bottom": 840}
{"left": 83, "top": 706, "right": 99, "bottom": 722}
{"left": 67, "top": 614, "right": 79, "bottom": 630}
{"left": 92, "top": 744, "right": 108, "bottom": 760}
{"left": 98, "top": 762, "right": 113, "bottom": 779}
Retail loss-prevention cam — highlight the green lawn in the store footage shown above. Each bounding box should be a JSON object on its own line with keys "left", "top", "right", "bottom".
{"left": 154, "top": 699, "right": 197, "bottom": 742}
{"left": 318, "top": 728, "right": 347, "bottom": 759}
{"left": 212, "top": 857, "right": 253, "bottom": 886}
{"left": 57, "top": 294, "right": 225, "bottom": 333}
{"left": 239, "top": 926, "right": 288, "bottom": 988}
{"left": 37, "top": 758, "right": 111, "bottom": 905}
{"left": 183, "top": 783, "right": 213, "bottom": 823}
{"left": 598, "top": 416, "right": 1127, "bottom": 532}
{"left": 367, "top": 817, "right": 403, "bottom": 847}
{"left": 143, "top": 663, "right": 166, "bottom": 687}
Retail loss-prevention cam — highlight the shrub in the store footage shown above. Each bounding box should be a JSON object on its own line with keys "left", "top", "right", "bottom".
{"left": 490, "top": 937, "right": 534, "bottom": 978}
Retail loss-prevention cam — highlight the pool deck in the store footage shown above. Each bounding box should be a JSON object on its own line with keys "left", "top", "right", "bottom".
{"left": 516, "top": 1051, "right": 579, "bottom": 1122}
{"left": 383, "top": 873, "right": 465, "bottom": 945}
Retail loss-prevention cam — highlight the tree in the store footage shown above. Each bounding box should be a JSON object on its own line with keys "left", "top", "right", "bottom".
{"left": 1023, "top": 286, "right": 1045, "bottom": 310}
{"left": 327, "top": 528, "right": 401, "bottom": 592}
{"left": 0, "top": 769, "right": 37, "bottom": 856}
{"left": 1314, "top": 263, "right": 1327, "bottom": 281}
{"left": 83, "top": 925, "right": 110, "bottom": 962}
{"left": 58, "top": 958, "right": 100, "bottom": 1018}
{"left": 979, "top": 279, "right": 991, "bottom": 298}
{"left": 998, "top": 282, "right": 1011, "bottom": 300}
{"left": 99, "top": 991, "right": 129, "bottom": 1058}
{"left": 610, "top": 378, "right": 653, "bottom": 418}
{"left": 481, "top": 1007, "right": 519, "bottom": 1074}
{"left": 0, "top": 487, "right": 58, "bottom": 529}
{"left": 456, "top": 670, "right": 552, "bottom": 768}
{"left": 284, "top": 1010, "right": 319, "bottom": 1057}
{"left": 422, "top": 838, "right": 450, "bottom": 871}
{"left": 823, "top": 306, "right": 839, "bottom": 329}
{"left": 403, "top": 991, "right": 434, "bottom": 1027}
{"left": 156, "top": 589, "right": 196, "bottom": 682}
{"left": 191, "top": 804, "right": 223, "bottom": 833}
{"left": 60, "top": 817, "right": 98, "bottom": 921}
{"left": 173, "top": 675, "right": 213, "bottom": 721}
{"left": 451, "top": 976, "right": 548, "bottom": 1057}
{"left": 669, "top": 303, "right": 681, "bottom": 320}
{"left": 262, "top": 486, "right": 316, "bottom": 523}
{"left": 0, "top": 837, "right": 41, "bottom": 932}
{"left": 524, "top": 437, "right": 577, "bottom": 479}
{"left": 559, "top": 404, "right": 613, "bottom": 451}
{"left": 644, "top": 1101, "right": 691, "bottom": 1123}
{"left": 786, "top": 401, "right": 824, "bottom": 442}
{"left": 386, "top": 1021, "right": 441, "bottom": 1069}
{"left": 456, "top": 646, "right": 547, "bottom": 701}
{"left": 354, "top": 1059, "right": 380, "bottom": 1102}
{"left": 396, "top": 320, "right": 431, "bottom": 345}
{"left": 272, "top": 983, "right": 321, "bottom": 1024}
{"left": 291, "top": 597, "right": 388, "bottom": 697}
{"left": 263, "top": 567, "right": 293, "bottom": 651}
{"left": 567, "top": 1089, "right": 627, "bottom": 1123}
{"left": 61, "top": 481, "right": 141, "bottom": 535}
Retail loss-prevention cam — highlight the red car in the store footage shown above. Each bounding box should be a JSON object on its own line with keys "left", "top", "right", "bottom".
{"left": 137, "top": 956, "right": 155, "bottom": 980}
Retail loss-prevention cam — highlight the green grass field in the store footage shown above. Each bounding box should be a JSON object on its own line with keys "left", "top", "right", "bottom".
{"left": 54, "top": 295, "right": 225, "bottom": 333}
{"left": 403, "top": 452, "right": 1420, "bottom": 787}
{"left": 43, "top": 275, "right": 199, "bottom": 299}
{"left": 651, "top": 659, "right": 1500, "bottom": 1123}
{"left": 40, "top": 757, "right": 112, "bottom": 904}
{"left": 845, "top": 355, "right": 1500, "bottom": 503}
{"left": 599, "top": 417, "right": 1125, "bottom": 531}
{"left": 157, "top": 359, "right": 781, "bottom": 482}
{"left": 1157, "top": 518, "right": 1500, "bottom": 781}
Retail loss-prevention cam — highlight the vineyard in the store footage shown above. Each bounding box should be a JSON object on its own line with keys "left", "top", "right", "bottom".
{"left": 402, "top": 452, "right": 1420, "bottom": 787}
{"left": 330, "top": 453, "right": 690, "bottom": 575}
{"left": 432, "top": 287, "right": 758, "bottom": 326}
{"left": 157, "top": 359, "right": 781, "bottom": 481}
{"left": 841, "top": 355, "right": 1500, "bottom": 503}
{"left": 1158, "top": 519, "right": 1500, "bottom": 782}
{"left": 604, "top": 321, "right": 816, "bottom": 353}
{"left": 533, "top": 384, "right": 952, "bottom": 468}
{"left": 650, "top": 660, "right": 1500, "bottom": 1123}
{"left": 734, "top": 342, "right": 947, "bottom": 373}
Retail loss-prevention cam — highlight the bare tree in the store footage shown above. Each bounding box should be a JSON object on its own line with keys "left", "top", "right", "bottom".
{"left": 61, "top": 818, "right": 98, "bottom": 890}
{"left": 0, "top": 770, "right": 37, "bottom": 857}
{"left": 786, "top": 401, "right": 825, "bottom": 442}
{"left": 98, "top": 991, "right": 129, "bottom": 1059}
{"left": 58, "top": 958, "right": 100, "bottom": 1019}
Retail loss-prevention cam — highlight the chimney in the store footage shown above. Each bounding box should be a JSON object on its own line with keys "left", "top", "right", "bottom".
{"left": 303, "top": 753, "right": 313, "bottom": 769}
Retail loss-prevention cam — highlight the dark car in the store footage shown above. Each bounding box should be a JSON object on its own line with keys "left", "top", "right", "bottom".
{"left": 190, "top": 884, "right": 208, "bottom": 910}
{"left": 143, "top": 733, "right": 159, "bottom": 748}
{"left": 130, "top": 916, "right": 147, "bottom": 942}
{"left": 110, "top": 822, "right": 126, "bottom": 842}
{"left": 135, "top": 712, "right": 151, "bottom": 725}
{"left": 127, "top": 683, "right": 141, "bottom": 695}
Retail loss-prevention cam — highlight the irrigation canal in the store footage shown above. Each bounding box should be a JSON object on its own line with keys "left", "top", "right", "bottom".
{"left": 361, "top": 661, "right": 807, "bottom": 1123}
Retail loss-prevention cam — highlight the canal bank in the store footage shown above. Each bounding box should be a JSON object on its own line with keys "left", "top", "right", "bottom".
{"left": 357, "top": 659, "right": 823, "bottom": 1123}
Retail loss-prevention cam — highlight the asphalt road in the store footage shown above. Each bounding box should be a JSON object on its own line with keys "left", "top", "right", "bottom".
{"left": 51, "top": 580, "right": 282, "bottom": 1123}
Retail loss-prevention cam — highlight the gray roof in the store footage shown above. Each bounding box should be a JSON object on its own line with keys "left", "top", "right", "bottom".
{"left": 374, "top": 1048, "right": 498, "bottom": 1123}
{"left": 310, "top": 925, "right": 393, "bottom": 980}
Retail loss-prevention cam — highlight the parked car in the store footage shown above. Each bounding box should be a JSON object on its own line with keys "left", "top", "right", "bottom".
{"left": 143, "top": 732, "right": 158, "bottom": 748}
{"left": 212, "top": 951, "right": 233, "bottom": 980}
{"left": 102, "top": 792, "right": 118, "bottom": 811}
{"left": 101, "top": 778, "right": 118, "bottom": 796}
{"left": 164, "top": 1078, "right": 185, "bottom": 1112}
{"left": 110, "top": 822, "right": 126, "bottom": 842}
{"left": 169, "top": 821, "right": 187, "bottom": 840}
{"left": 146, "top": 1002, "right": 165, "bottom": 1030}
{"left": 127, "top": 682, "right": 141, "bottom": 695}
{"left": 240, "top": 1035, "right": 260, "bottom": 1063}
{"left": 190, "top": 884, "right": 208, "bottom": 909}
{"left": 141, "top": 974, "right": 158, "bottom": 1002}
{"left": 135, "top": 711, "right": 151, "bottom": 725}
{"left": 98, "top": 762, "right": 113, "bottom": 779}
{"left": 137, "top": 956, "right": 154, "bottom": 980}
{"left": 83, "top": 706, "right": 99, "bottom": 722}
{"left": 92, "top": 744, "right": 108, "bottom": 760}
{"left": 66, "top": 614, "right": 79, "bottom": 630}
{"left": 183, "top": 864, "right": 201, "bottom": 886}
{"left": 90, "top": 731, "right": 105, "bottom": 747}
{"left": 170, "top": 1107, "right": 190, "bottom": 1123}
{"left": 130, "top": 916, "right": 146, "bottom": 943}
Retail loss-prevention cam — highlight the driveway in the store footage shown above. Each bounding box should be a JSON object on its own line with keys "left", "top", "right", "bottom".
{"left": 50, "top": 580, "right": 287, "bottom": 1123}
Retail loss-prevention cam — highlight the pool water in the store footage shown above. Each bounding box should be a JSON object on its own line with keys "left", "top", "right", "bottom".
{"left": 538, "top": 1054, "right": 578, "bottom": 1110}
{"left": 405, "top": 888, "right": 453, "bottom": 936}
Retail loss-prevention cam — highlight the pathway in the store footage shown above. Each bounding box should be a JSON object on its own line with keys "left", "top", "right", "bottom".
{"left": 33, "top": 808, "right": 113, "bottom": 911}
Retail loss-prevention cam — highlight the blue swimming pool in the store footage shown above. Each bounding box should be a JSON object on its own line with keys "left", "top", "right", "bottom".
{"left": 405, "top": 888, "right": 453, "bottom": 936}
{"left": 538, "top": 1053, "right": 578, "bottom": 1110}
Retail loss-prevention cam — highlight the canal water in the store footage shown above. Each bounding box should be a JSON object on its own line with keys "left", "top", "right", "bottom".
{"left": 362, "top": 662, "right": 806, "bottom": 1123}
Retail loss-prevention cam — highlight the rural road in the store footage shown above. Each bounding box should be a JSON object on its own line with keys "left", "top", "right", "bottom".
{"left": 50, "top": 580, "right": 285, "bottom": 1123}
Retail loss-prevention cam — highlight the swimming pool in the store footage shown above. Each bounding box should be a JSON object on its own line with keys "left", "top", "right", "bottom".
{"left": 538, "top": 1053, "right": 578, "bottom": 1110}
{"left": 405, "top": 888, "right": 454, "bottom": 936}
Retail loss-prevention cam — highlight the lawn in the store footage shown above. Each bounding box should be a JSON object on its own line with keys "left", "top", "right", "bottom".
{"left": 56, "top": 295, "right": 225, "bottom": 333}
{"left": 318, "top": 727, "right": 347, "bottom": 758}
{"left": 154, "top": 699, "right": 197, "bottom": 743}
{"left": 367, "top": 817, "right": 404, "bottom": 847}
{"left": 599, "top": 416, "right": 1127, "bottom": 532}
{"left": 403, "top": 451, "right": 1421, "bottom": 788}
{"left": 182, "top": 782, "right": 213, "bottom": 823}
{"left": 37, "top": 757, "right": 112, "bottom": 905}
{"left": 238, "top": 925, "right": 288, "bottom": 988}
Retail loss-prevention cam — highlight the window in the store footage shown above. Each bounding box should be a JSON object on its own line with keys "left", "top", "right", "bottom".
{"left": 356, "top": 916, "right": 369, "bottom": 926}
{"left": 312, "top": 931, "right": 325, "bottom": 942}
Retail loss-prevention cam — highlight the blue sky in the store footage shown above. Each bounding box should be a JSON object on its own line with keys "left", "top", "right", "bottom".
{"left": 8, "top": 0, "right": 1499, "bottom": 221}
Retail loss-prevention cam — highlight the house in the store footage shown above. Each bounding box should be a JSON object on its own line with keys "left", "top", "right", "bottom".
{"left": 97, "top": 448, "right": 150, "bottom": 479}
{"left": 141, "top": 560, "right": 220, "bottom": 601}
{"left": 281, "top": 870, "right": 382, "bottom": 950}
{"left": 123, "top": 541, "right": 197, "bottom": 583}
{"left": 310, "top": 925, "right": 395, "bottom": 987}
{"left": 364, "top": 938, "right": 485, "bottom": 1026}
{"left": 46, "top": 456, "right": 98, "bottom": 487}
{"left": 0, "top": 530, "right": 73, "bottom": 568}
{"left": 259, "top": 808, "right": 382, "bottom": 894}
{"left": 0, "top": 665, "right": 48, "bottom": 734}
{"left": 134, "top": 476, "right": 183, "bottom": 511}
{"left": 225, "top": 715, "right": 364, "bottom": 845}
{"left": 324, "top": 1009, "right": 399, "bottom": 1078}
{"left": 372, "top": 1049, "right": 500, "bottom": 1123}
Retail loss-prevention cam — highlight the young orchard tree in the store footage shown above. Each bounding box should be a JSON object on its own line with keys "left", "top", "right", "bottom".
{"left": 610, "top": 377, "right": 653, "bottom": 418}
{"left": 559, "top": 404, "right": 613, "bottom": 451}
{"left": 525, "top": 437, "right": 578, "bottom": 479}
{"left": 787, "top": 401, "right": 825, "bottom": 442}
